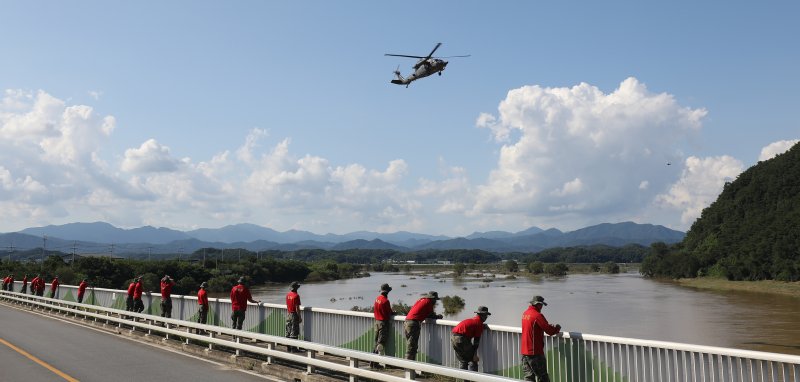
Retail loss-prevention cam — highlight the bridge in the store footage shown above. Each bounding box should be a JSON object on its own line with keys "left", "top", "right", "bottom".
{"left": 2, "top": 281, "right": 799, "bottom": 382}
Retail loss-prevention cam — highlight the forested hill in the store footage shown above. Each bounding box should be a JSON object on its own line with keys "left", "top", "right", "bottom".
{"left": 643, "top": 142, "right": 800, "bottom": 281}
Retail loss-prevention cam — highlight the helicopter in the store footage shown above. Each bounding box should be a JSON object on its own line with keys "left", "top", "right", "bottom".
{"left": 385, "top": 43, "right": 470, "bottom": 87}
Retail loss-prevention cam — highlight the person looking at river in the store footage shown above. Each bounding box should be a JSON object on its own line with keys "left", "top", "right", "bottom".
{"left": 230, "top": 277, "right": 259, "bottom": 330}
{"left": 404, "top": 291, "right": 443, "bottom": 361}
{"left": 285, "top": 281, "right": 302, "bottom": 352}
{"left": 451, "top": 306, "right": 491, "bottom": 371}
{"left": 371, "top": 283, "right": 394, "bottom": 368}
{"left": 521, "top": 295, "right": 561, "bottom": 382}
{"left": 160, "top": 275, "right": 175, "bottom": 318}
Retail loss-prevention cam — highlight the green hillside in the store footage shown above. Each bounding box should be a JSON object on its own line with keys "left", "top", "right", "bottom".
{"left": 642, "top": 142, "right": 800, "bottom": 281}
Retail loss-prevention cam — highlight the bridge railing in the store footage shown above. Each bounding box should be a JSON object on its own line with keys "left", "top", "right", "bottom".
{"left": 0, "top": 289, "right": 518, "bottom": 382}
{"left": 9, "top": 281, "right": 800, "bottom": 382}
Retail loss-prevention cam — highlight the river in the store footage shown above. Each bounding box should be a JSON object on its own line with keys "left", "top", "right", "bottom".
{"left": 251, "top": 271, "right": 800, "bottom": 356}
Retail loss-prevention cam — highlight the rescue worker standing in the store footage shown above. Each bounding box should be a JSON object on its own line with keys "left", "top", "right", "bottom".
{"left": 404, "top": 291, "right": 443, "bottom": 361}
{"left": 285, "top": 281, "right": 302, "bottom": 351}
{"left": 371, "top": 283, "right": 394, "bottom": 368}
{"left": 521, "top": 295, "right": 561, "bottom": 382}
{"left": 21, "top": 274, "right": 28, "bottom": 294}
{"left": 230, "top": 277, "right": 259, "bottom": 330}
{"left": 132, "top": 277, "right": 144, "bottom": 313}
{"left": 77, "top": 279, "right": 89, "bottom": 304}
{"left": 125, "top": 278, "right": 136, "bottom": 311}
{"left": 197, "top": 282, "right": 209, "bottom": 334}
{"left": 160, "top": 275, "right": 175, "bottom": 318}
{"left": 48, "top": 275, "right": 59, "bottom": 298}
{"left": 451, "top": 306, "right": 491, "bottom": 371}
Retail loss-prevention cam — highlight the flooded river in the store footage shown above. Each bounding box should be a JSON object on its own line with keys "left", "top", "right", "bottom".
{"left": 251, "top": 271, "right": 800, "bottom": 355}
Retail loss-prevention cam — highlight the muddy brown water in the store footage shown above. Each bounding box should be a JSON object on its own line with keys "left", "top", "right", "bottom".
{"left": 248, "top": 271, "right": 800, "bottom": 356}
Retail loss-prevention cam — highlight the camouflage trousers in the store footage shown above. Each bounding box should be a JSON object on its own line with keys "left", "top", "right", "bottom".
{"left": 286, "top": 312, "right": 301, "bottom": 339}
{"left": 403, "top": 320, "right": 421, "bottom": 360}
{"left": 231, "top": 310, "right": 246, "bottom": 330}
{"left": 451, "top": 334, "right": 478, "bottom": 371}
{"left": 521, "top": 354, "right": 550, "bottom": 382}
{"left": 374, "top": 320, "right": 389, "bottom": 355}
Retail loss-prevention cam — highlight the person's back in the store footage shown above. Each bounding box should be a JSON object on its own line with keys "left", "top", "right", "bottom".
{"left": 230, "top": 284, "right": 251, "bottom": 311}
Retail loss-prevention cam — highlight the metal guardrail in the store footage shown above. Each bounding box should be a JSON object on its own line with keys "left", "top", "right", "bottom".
{"left": 8, "top": 281, "right": 800, "bottom": 381}
{"left": 0, "top": 290, "right": 518, "bottom": 382}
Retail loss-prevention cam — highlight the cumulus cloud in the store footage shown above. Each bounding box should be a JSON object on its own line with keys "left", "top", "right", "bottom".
{"left": 473, "top": 77, "right": 707, "bottom": 225}
{"left": 758, "top": 139, "right": 799, "bottom": 161}
{"left": 122, "top": 139, "right": 181, "bottom": 173}
{"left": 656, "top": 156, "right": 743, "bottom": 224}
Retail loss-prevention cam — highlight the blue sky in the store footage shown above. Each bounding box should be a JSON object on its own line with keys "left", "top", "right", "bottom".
{"left": 0, "top": 1, "right": 797, "bottom": 235}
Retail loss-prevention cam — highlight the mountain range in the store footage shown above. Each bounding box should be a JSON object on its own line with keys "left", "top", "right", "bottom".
{"left": 1, "top": 221, "right": 684, "bottom": 255}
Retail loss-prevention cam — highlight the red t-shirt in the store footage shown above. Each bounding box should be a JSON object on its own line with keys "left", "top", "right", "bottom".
{"left": 50, "top": 279, "right": 59, "bottom": 292}
{"left": 197, "top": 289, "right": 208, "bottom": 306}
{"left": 133, "top": 282, "right": 143, "bottom": 299}
{"left": 286, "top": 291, "right": 301, "bottom": 313}
{"left": 127, "top": 282, "right": 136, "bottom": 296}
{"left": 230, "top": 284, "right": 252, "bottom": 311}
{"left": 521, "top": 305, "right": 560, "bottom": 355}
{"left": 30, "top": 277, "right": 39, "bottom": 289}
{"left": 78, "top": 281, "right": 88, "bottom": 296}
{"left": 374, "top": 294, "right": 392, "bottom": 321}
{"left": 452, "top": 315, "right": 485, "bottom": 338}
{"left": 22, "top": 276, "right": 28, "bottom": 285}
{"left": 160, "top": 280, "right": 174, "bottom": 298}
{"left": 406, "top": 298, "right": 436, "bottom": 321}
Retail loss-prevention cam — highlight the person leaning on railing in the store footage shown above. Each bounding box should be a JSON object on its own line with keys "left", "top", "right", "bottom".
{"left": 160, "top": 275, "right": 176, "bottom": 318}
{"left": 451, "top": 306, "right": 491, "bottom": 371}
{"left": 404, "top": 291, "right": 443, "bottom": 361}
{"left": 77, "top": 279, "right": 89, "bottom": 304}
{"left": 48, "top": 275, "right": 59, "bottom": 298}
{"left": 230, "top": 277, "right": 260, "bottom": 331}
{"left": 20, "top": 274, "right": 28, "bottom": 294}
{"left": 132, "top": 277, "right": 144, "bottom": 313}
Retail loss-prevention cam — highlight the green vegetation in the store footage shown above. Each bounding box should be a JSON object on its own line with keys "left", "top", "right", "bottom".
{"left": 440, "top": 295, "right": 466, "bottom": 315}
{"left": 641, "top": 142, "right": 800, "bottom": 282}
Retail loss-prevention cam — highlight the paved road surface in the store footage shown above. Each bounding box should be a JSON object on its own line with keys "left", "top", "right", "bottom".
{"left": 0, "top": 303, "right": 276, "bottom": 381}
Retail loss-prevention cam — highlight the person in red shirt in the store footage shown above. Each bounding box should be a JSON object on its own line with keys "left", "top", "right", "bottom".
{"left": 230, "top": 277, "right": 259, "bottom": 330}
{"left": 370, "top": 283, "right": 395, "bottom": 368}
{"left": 285, "top": 281, "right": 302, "bottom": 351}
{"left": 132, "top": 277, "right": 144, "bottom": 313}
{"left": 2, "top": 274, "right": 10, "bottom": 291}
{"left": 29, "top": 275, "right": 40, "bottom": 296}
{"left": 404, "top": 291, "right": 443, "bottom": 360}
{"left": 21, "top": 274, "right": 29, "bottom": 294}
{"left": 125, "top": 278, "right": 137, "bottom": 311}
{"left": 36, "top": 275, "right": 46, "bottom": 296}
{"left": 196, "top": 282, "right": 209, "bottom": 334}
{"left": 451, "top": 306, "right": 491, "bottom": 371}
{"left": 160, "top": 275, "right": 176, "bottom": 318}
{"left": 77, "top": 279, "right": 89, "bottom": 304}
{"left": 521, "top": 295, "right": 561, "bottom": 382}
{"left": 48, "top": 276, "right": 59, "bottom": 298}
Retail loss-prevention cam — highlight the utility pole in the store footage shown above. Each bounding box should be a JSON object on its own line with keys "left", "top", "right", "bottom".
{"left": 203, "top": 248, "right": 206, "bottom": 268}
{"left": 71, "top": 241, "right": 77, "bottom": 267}
{"left": 238, "top": 249, "right": 241, "bottom": 262}
{"left": 179, "top": 247, "right": 184, "bottom": 261}
{"left": 110, "top": 243, "right": 115, "bottom": 258}
{"left": 7, "top": 242, "right": 14, "bottom": 263}
{"left": 148, "top": 247, "right": 152, "bottom": 261}
{"left": 41, "top": 235, "right": 46, "bottom": 271}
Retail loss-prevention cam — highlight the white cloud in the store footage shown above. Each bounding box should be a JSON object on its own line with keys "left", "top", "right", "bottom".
{"left": 656, "top": 155, "right": 744, "bottom": 224}
{"left": 473, "top": 77, "right": 707, "bottom": 226}
{"left": 122, "top": 139, "right": 181, "bottom": 173}
{"left": 758, "top": 139, "right": 799, "bottom": 161}
{"left": 88, "top": 90, "right": 102, "bottom": 100}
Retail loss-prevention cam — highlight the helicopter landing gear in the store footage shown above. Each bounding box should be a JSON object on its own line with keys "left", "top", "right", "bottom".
{"left": 438, "top": 72, "right": 442, "bottom": 76}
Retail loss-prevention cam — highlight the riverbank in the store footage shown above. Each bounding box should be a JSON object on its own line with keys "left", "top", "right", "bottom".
{"left": 676, "top": 277, "right": 800, "bottom": 298}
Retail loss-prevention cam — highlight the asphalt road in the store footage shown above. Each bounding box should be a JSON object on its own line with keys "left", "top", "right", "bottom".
{"left": 0, "top": 303, "right": 276, "bottom": 382}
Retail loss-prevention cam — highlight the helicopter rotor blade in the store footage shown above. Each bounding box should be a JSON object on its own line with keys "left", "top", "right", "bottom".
{"left": 424, "top": 42, "right": 442, "bottom": 60}
{"left": 435, "top": 55, "right": 471, "bottom": 58}
{"left": 385, "top": 54, "right": 426, "bottom": 59}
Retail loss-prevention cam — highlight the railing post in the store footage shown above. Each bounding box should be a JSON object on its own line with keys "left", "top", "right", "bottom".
{"left": 307, "top": 350, "right": 316, "bottom": 374}
{"left": 348, "top": 357, "right": 359, "bottom": 382}
{"left": 235, "top": 336, "right": 241, "bottom": 356}
{"left": 208, "top": 332, "right": 214, "bottom": 351}
{"left": 265, "top": 343, "right": 273, "bottom": 364}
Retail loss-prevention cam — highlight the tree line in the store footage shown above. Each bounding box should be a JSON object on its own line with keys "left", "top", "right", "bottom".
{"left": 641, "top": 142, "right": 800, "bottom": 281}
